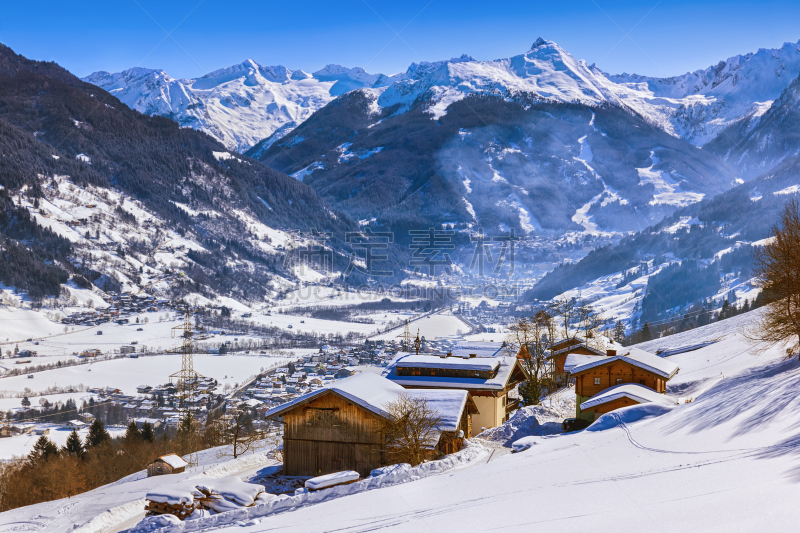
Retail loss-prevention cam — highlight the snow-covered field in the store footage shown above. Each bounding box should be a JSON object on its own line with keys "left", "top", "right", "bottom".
{"left": 0, "top": 424, "right": 127, "bottom": 461}
{"left": 1, "top": 309, "right": 797, "bottom": 532}
{"left": 370, "top": 312, "right": 471, "bottom": 341}
{"left": 0, "top": 353, "right": 298, "bottom": 398}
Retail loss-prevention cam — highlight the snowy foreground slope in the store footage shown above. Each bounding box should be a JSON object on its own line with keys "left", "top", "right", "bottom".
{"left": 216, "top": 310, "right": 800, "bottom": 532}
{"left": 2, "top": 310, "right": 798, "bottom": 532}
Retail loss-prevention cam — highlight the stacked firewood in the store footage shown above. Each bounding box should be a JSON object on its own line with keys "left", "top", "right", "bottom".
{"left": 144, "top": 500, "right": 198, "bottom": 520}
{"left": 145, "top": 477, "right": 274, "bottom": 521}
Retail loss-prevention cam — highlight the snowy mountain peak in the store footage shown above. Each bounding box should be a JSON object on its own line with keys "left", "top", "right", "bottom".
{"left": 85, "top": 38, "right": 800, "bottom": 154}
{"left": 84, "top": 60, "right": 392, "bottom": 152}
{"left": 531, "top": 36, "right": 550, "bottom": 49}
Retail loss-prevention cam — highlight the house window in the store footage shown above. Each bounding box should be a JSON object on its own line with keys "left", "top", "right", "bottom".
{"left": 594, "top": 377, "right": 600, "bottom": 385}
{"left": 639, "top": 379, "right": 645, "bottom": 385}
{"left": 616, "top": 379, "right": 623, "bottom": 384}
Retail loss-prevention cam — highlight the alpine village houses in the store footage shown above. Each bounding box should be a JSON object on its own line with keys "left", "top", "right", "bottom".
{"left": 564, "top": 346, "right": 679, "bottom": 421}
{"left": 385, "top": 341, "right": 528, "bottom": 436}
{"left": 264, "top": 373, "right": 478, "bottom": 477}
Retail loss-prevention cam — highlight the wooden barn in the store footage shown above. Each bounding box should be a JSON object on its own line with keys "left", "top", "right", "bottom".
{"left": 386, "top": 347, "right": 527, "bottom": 436}
{"left": 565, "top": 346, "right": 680, "bottom": 421}
{"left": 147, "top": 454, "right": 188, "bottom": 477}
{"left": 264, "top": 373, "right": 477, "bottom": 477}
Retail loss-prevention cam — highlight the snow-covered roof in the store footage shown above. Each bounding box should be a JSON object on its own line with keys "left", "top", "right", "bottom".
{"left": 580, "top": 383, "right": 675, "bottom": 411}
{"left": 449, "top": 341, "right": 505, "bottom": 359}
{"left": 565, "top": 346, "right": 679, "bottom": 379}
{"left": 156, "top": 454, "right": 188, "bottom": 469}
{"left": 263, "top": 373, "right": 470, "bottom": 431}
{"left": 385, "top": 356, "right": 525, "bottom": 391}
{"left": 395, "top": 354, "right": 501, "bottom": 372}
{"left": 305, "top": 471, "right": 360, "bottom": 490}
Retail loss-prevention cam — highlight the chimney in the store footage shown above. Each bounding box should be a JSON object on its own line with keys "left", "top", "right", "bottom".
{"left": 607, "top": 349, "right": 617, "bottom": 356}
{"left": 469, "top": 353, "right": 477, "bottom": 358}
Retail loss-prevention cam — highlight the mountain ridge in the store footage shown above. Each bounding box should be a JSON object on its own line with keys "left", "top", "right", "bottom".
{"left": 83, "top": 38, "right": 800, "bottom": 156}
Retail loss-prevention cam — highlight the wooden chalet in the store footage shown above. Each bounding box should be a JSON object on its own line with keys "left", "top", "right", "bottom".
{"left": 565, "top": 346, "right": 680, "bottom": 421}
{"left": 518, "top": 338, "right": 612, "bottom": 387}
{"left": 147, "top": 454, "right": 188, "bottom": 477}
{"left": 578, "top": 383, "right": 674, "bottom": 418}
{"left": 264, "top": 373, "right": 477, "bottom": 477}
{"left": 385, "top": 342, "right": 527, "bottom": 436}
{"left": 0, "top": 426, "right": 22, "bottom": 438}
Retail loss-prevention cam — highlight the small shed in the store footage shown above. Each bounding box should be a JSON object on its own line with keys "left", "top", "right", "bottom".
{"left": 147, "top": 454, "right": 188, "bottom": 477}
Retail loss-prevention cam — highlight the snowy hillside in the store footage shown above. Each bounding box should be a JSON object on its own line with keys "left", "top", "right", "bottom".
{"left": 3, "top": 310, "right": 797, "bottom": 532}
{"left": 169, "top": 311, "right": 800, "bottom": 531}
{"left": 83, "top": 61, "right": 402, "bottom": 152}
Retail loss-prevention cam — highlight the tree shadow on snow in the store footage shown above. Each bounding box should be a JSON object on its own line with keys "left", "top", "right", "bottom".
{"left": 664, "top": 358, "right": 800, "bottom": 442}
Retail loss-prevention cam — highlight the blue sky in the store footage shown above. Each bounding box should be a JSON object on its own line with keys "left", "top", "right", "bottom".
{"left": 2, "top": 0, "right": 799, "bottom": 79}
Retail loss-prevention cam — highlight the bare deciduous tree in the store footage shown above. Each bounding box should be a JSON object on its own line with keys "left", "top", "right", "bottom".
{"left": 381, "top": 394, "right": 443, "bottom": 466}
{"left": 505, "top": 310, "right": 557, "bottom": 405}
{"left": 747, "top": 198, "right": 800, "bottom": 358}
{"left": 212, "top": 408, "right": 267, "bottom": 459}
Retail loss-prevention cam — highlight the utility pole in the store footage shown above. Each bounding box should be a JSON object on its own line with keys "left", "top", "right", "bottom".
{"left": 170, "top": 307, "right": 205, "bottom": 414}
{"left": 170, "top": 307, "right": 204, "bottom": 467}
{"left": 397, "top": 320, "right": 412, "bottom": 352}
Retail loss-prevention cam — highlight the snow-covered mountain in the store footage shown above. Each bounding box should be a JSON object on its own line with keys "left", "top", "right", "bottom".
{"left": 86, "top": 38, "right": 800, "bottom": 154}
{"left": 83, "top": 61, "right": 403, "bottom": 152}
{"left": 610, "top": 40, "right": 800, "bottom": 146}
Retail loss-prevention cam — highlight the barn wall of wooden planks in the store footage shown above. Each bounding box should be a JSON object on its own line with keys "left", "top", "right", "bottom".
{"left": 282, "top": 394, "right": 385, "bottom": 477}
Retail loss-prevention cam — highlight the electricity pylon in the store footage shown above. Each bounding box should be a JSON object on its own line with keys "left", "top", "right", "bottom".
{"left": 170, "top": 308, "right": 205, "bottom": 413}
{"left": 397, "top": 320, "right": 413, "bottom": 352}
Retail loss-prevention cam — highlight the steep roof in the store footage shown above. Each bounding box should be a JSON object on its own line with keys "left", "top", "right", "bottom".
{"left": 565, "top": 346, "right": 679, "bottom": 379}
{"left": 580, "top": 383, "right": 676, "bottom": 411}
{"left": 385, "top": 356, "right": 527, "bottom": 391}
{"left": 395, "top": 354, "right": 501, "bottom": 372}
{"left": 155, "top": 454, "right": 188, "bottom": 469}
{"left": 263, "top": 373, "right": 473, "bottom": 431}
{"left": 449, "top": 341, "right": 505, "bottom": 359}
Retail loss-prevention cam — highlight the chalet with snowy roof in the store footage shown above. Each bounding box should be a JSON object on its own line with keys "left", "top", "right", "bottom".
{"left": 264, "top": 373, "right": 477, "bottom": 477}
{"left": 147, "top": 454, "right": 188, "bottom": 477}
{"left": 0, "top": 426, "right": 22, "bottom": 438}
{"left": 384, "top": 345, "right": 527, "bottom": 436}
{"left": 519, "top": 337, "right": 612, "bottom": 387}
{"left": 565, "top": 346, "right": 679, "bottom": 421}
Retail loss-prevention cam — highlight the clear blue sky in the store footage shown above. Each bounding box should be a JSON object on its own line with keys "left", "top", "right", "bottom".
{"left": 2, "top": 0, "right": 799, "bottom": 79}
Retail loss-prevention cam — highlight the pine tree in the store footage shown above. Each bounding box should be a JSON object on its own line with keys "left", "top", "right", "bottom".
{"left": 125, "top": 420, "right": 141, "bottom": 443}
{"left": 141, "top": 422, "right": 155, "bottom": 443}
{"left": 641, "top": 322, "right": 653, "bottom": 342}
{"left": 63, "top": 429, "right": 84, "bottom": 457}
{"left": 29, "top": 435, "right": 59, "bottom": 463}
{"left": 85, "top": 419, "right": 111, "bottom": 448}
{"left": 177, "top": 411, "right": 195, "bottom": 455}
{"left": 613, "top": 320, "right": 626, "bottom": 345}
{"left": 21, "top": 396, "right": 30, "bottom": 408}
{"left": 719, "top": 299, "right": 730, "bottom": 321}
